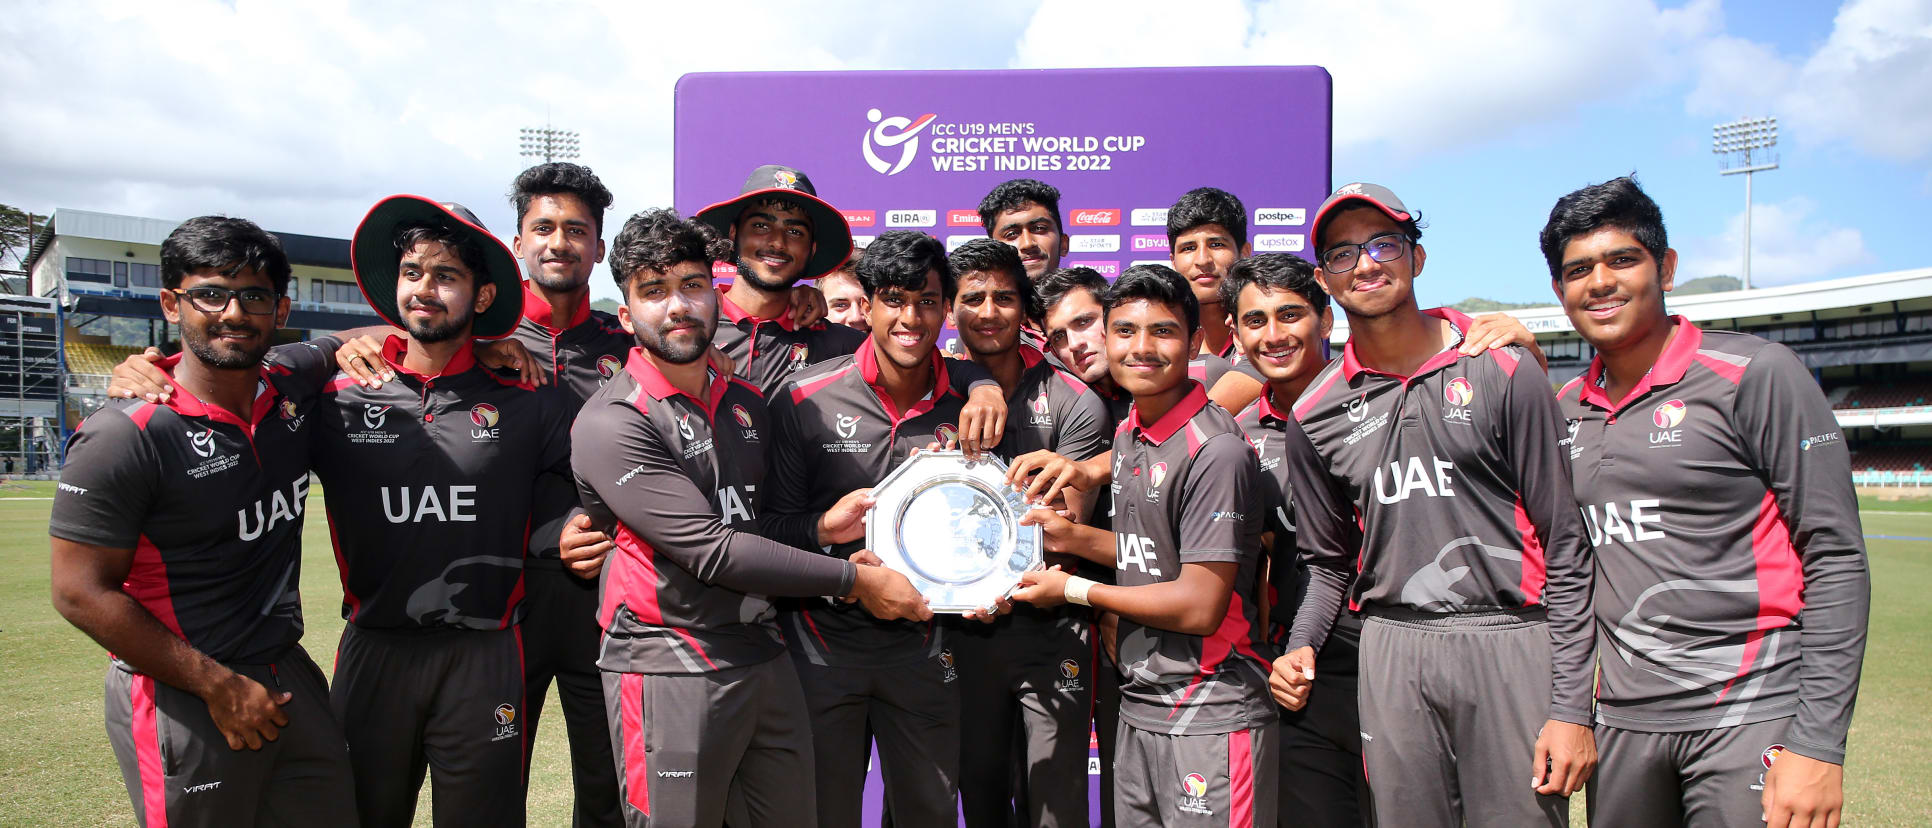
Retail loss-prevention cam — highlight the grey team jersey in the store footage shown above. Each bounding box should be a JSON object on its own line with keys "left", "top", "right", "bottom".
{"left": 981, "top": 345, "right": 1112, "bottom": 630}
{"left": 714, "top": 290, "right": 869, "bottom": 398}
{"left": 312, "top": 337, "right": 572, "bottom": 631}
{"left": 51, "top": 345, "right": 336, "bottom": 665}
{"left": 572, "top": 350, "right": 856, "bottom": 675}
{"left": 507, "top": 286, "right": 634, "bottom": 561}
{"left": 1557, "top": 320, "right": 1868, "bottom": 764}
{"left": 764, "top": 344, "right": 974, "bottom": 668}
{"left": 1110, "top": 382, "right": 1275, "bottom": 735}
{"left": 1282, "top": 307, "right": 1594, "bottom": 726}
{"left": 1232, "top": 392, "right": 1363, "bottom": 653}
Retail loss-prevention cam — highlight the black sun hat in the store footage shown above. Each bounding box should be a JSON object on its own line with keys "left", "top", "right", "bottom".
{"left": 350, "top": 195, "right": 523, "bottom": 340}
{"left": 695, "top": 164, "right": 853, "bottom": 281}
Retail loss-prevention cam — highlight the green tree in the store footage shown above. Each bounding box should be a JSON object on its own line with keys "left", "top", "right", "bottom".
{"left": 0, "top": 204, "right": 48, "bottom": 268}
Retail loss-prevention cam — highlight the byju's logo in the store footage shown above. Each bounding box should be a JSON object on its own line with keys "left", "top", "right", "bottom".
{"left": 862, "top": 109, "right": 937, "bottom": 175}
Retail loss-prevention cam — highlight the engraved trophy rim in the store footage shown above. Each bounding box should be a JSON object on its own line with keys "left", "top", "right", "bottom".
{"left": 866, "top": 450, "right": 1042, "bottom": 613}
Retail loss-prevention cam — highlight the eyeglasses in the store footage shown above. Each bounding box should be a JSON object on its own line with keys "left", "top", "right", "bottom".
{"left": 1319, "top": 233, "right": 1411, "bottom": 274}
{"left": 170, "top": 286, "right": 280, "bottom": 315}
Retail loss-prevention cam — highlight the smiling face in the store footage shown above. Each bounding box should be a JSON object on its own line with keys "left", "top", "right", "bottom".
{"left": 1044, "top": 285, "right": 1109, "bottom": 385}
{"left": 1105, "top": 297, "right": 1200, "bottom": 398}
{"left": 1314, "top": 207, "right": 1424, "bottom": 321}
{"left": 867, "top": 267, "right": 948, "bottom": 370}
{"left": 731, "top": 200, "right": 816, "bottom": 290}
{"left": 953, "top": 268, "right": 1025, "bottom": 358}
{"left": 989, "top": 202, "right": 1068, "bottom": 282}
{"left": 821, "top": 270, "right": 869, "bottom": 328}
{"left": 1232, "top": 282, "right": 1331, "bottom": 386}
{"left": 163, "top": 266, "right": 289, "bottom": 370}
{"left": 513, "top": 193, "right": 605, "bottom": 293}
{"left": 1171, "top": 223, "right": 1244, "bottom": 307}
{"left": 620, "top": 260, "right": 719, "bottom": 364}
{"left": 1554, "top": 225, "right": 1675, "bottom": 355}
{"left": 395, "top": 241, "right": 493, "bottom": 344}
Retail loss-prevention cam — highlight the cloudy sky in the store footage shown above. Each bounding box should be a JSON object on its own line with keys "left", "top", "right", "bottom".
{"left": 2, "top": 0, "right": 1927, "bottom": 306}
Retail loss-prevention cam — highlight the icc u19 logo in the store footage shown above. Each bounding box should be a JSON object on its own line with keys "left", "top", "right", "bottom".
{"left": 863, "top": 109, "right": 937, "bottom": 176}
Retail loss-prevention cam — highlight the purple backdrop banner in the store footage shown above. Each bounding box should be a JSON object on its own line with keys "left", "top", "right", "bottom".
{"left": 673, "top": 66, "right": 1331, "bottom": 827}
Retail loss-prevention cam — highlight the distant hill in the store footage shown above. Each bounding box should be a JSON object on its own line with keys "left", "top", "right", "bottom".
{"left": 592, "top": 299, "right": 619, "bottom": 314}
{"left": 1450, "top": 297, "right": 1547, "bottom": 313}
{"left": 1673, "top": 275, "right": 1740, "bottom": 295}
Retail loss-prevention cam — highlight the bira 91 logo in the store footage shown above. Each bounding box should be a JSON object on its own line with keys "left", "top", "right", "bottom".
{"left": 1650, "top": 399, "right": 1687, "bottom": 447}
{"left": 1070, "top": 209, "right": 1120, "bottom": 226}
{"left": 862, "top": 109, "right": 938, "bottom": 176}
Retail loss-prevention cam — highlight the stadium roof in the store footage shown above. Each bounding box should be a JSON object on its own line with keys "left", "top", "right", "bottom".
{"left": 24, "top": 208, "right": 351, "bottom": 271}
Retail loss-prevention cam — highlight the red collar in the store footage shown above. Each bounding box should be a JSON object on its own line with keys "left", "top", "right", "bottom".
{"left": 1017, "top": 344, "right": 1046, "bottom": 370}
{"left": 1255, "top": 387, "right": 1292, "bottom": 423}
{"left": 856, "top": 336, "right": 953, "bottom": 421}
{"left": 152, "top": 353, "right": 279, "bottom": 427}
{"left": 1577, "top": 316, "right": 1700, "bottom": 412}
{"left": 623, "top": 347, "right": 727, "bottom": 414}
{"left": 718, "top": 289, "right": 797, "bottom": 332}
{"left": 1124, "top": 381, "right": 1208, "bottom": 446}
{"left": 1339, "top": 306, "right": 1472, "bottom": 382}
{"left": 380, "top": 335, "right": 478, "bottom": 382}
{"left": 519, "top": 281, "right": 592, "bottom": 333}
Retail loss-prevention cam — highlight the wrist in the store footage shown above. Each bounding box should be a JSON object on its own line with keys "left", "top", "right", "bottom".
{"left": 1064, "top": 575, "right": 1097, "bottom": 606}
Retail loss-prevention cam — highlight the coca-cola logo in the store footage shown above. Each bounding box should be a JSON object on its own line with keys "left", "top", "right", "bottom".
{"left": 1070, "top": 209, "right": 1120, "bottom": 226}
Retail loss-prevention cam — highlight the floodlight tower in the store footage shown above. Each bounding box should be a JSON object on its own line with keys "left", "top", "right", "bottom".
{"left": 1712, "top": 116, "right": 1779, "bottom": 291}
{"left": 520, "top": 126, "right": 580, "bottom": 164}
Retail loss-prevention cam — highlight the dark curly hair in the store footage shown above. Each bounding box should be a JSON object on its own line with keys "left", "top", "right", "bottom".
{"left": 1107, "top": 264, "right": 1198, "bottom": 335}
{"left": 949, "top": 238, "right": 1041, "bottom": 324}
{"left": 856, "top": 230, "right": 954, "bottom": 300}
{"left": 1166, "top": 187, "right": 1247, "bottom": 247}
{"left": 607, "top": 209, "right": 734, "bottom": 291}
{"left": 393, "top": 222, "right": 491, "bottom": 286}
{"left": 1219, "top": 253, "right": 1328, "bottom": 318}
{"left": 511, "top": 162, "right": 615, "bottom": 234}
{"left": 1539, "top": 175, "right": 1667, "bottom": 279}
{"left": 977, "top": 178, "right": 1064, "bottom": 236}
{"left": 1037, "top": 266, "right": 1109, "bottom": 318}
{"left": 160, "top": 216, "right": 292, "bottom": 294}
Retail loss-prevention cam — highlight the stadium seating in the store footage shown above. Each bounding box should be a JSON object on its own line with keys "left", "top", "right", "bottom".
{"left": 1831, "top": 381, "right": 1932, "bottom": 411}
{"left": 1849, "top": 445, "right": 1932, "bottom": 472}
{"left": 63, "top": 338, "right": 143, "bottom": 378}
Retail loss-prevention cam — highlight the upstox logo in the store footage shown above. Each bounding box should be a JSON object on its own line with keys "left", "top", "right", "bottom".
{"left": 863, "top": 109, "right": 937, "bottom": 176}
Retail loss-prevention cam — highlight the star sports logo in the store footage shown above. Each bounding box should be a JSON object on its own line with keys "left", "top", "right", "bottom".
{"left": 862, "top": 109, "right": 937, "bottom": 176}
{"left": 1652, "top": 399, "right": 1687, "bottom": 429}
{"left": 1444, "top": 377, "right": 1474, "bottom": 406}
{"left": 1182, "top": 773, "right": 1208, "bottom": 798}
{"left": 733, "top": 404, "right": 754, "bottom": 428}
{"left": 597, "top": 355, "right": 621, "bottom": 379}
{"left": 470, "top": 404, "right": 500, "bottom": 428}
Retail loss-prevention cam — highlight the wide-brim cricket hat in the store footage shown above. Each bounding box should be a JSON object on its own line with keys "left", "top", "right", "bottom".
{"left": 696, "top": 164, "right": 853, "bottom": 281}
{"left": 351, "top": 195, "right": 522, "bottom": 340}
{"left": 1312, "top": 182, "right": 1415, "bottom": 252}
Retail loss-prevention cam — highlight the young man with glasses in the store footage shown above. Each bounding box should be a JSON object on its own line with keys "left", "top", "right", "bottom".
{"left": 51, "top": 217, "right": 357, "bottom": 827}
{"left": 1274, "top": 183, "right": 1597, "bottom": 826}
{"left": 1544, "top": 177, "right": 1868, "bottom": 828}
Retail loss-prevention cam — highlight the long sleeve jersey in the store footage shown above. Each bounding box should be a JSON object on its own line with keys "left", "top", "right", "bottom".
{"left": 1558, "top": 320, "right": 1869, "bottom": 764}
{"left": 572, "top": 349, "right": 857, "bottom": 675}
{"left": 1281, "top": 307, "right": 1595, "bottom": 726}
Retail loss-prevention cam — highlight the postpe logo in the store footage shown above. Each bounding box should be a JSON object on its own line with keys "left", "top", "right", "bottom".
{"left": 862, "top": 109, "right": 937, "bottom": 176}
{"left": 1444, "top": 377, "right": 1474, "bottom": 406}
{"left": 1182, "top": 773, "right": 1208, "bottom": 797}
{"left": 1652, "top": 399, "right": 1687, "bottom": 429}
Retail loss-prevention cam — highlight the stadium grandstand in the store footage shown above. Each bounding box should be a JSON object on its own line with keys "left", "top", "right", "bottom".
{"left": 1, "top": 208, "right": 381, "bottom": 475}
{"left": 1349, "top": 266, "right": 1932, "bottom": 490}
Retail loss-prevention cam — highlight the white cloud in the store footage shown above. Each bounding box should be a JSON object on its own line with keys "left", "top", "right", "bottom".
{"left": 1011, "top": 0, "right": 1719, "bottom": 158}
{"left": 1677, "top": 196, "right": 1873, "bottom": 287}
{"left": 1687, "top": 0, "right": 1932, "bottom": 165}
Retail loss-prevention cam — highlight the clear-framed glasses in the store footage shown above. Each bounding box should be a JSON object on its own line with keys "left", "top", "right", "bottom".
{"left": 171, "top": 286, "right": 280, "bottom": 315}
{"left": 1319, "top": 232, "right": 1410, "bottom": 274}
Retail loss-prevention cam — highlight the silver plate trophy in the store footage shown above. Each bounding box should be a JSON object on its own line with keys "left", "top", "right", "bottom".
{"left": 866, "top": 450, "right": 1042, "bottom": 613}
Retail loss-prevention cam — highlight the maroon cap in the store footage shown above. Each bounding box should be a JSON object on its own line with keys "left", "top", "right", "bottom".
{"left": 1312, "top": 182, "right": 1414, "bottom": 252}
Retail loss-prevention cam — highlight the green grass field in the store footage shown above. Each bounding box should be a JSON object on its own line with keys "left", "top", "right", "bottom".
{"left": 1, "top": 480, "right": 1927, "bottom": 825}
